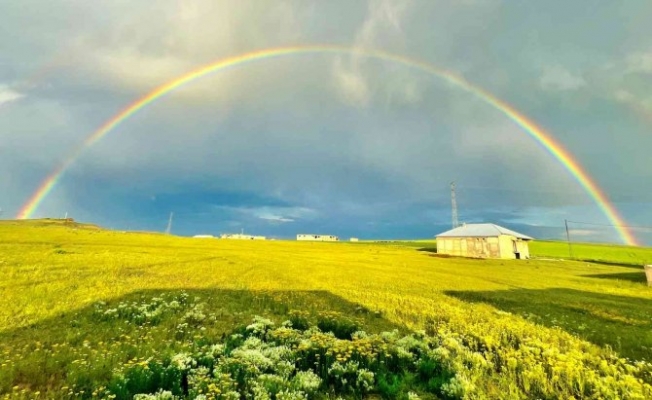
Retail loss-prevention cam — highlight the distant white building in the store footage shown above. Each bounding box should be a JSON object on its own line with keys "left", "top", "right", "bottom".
{"left": 193, "top": 234, "right": 214, "bottom": 238}
{"left": 350, "top": 237, "right": 359, "bottom": 242}
{"left": 435, "top": 223, "right": 532, "bottom": 259}
{"left": 221, "top": 233, "right": 266, "bottom": 240}
{"left": 297, "top": 234, "right": 339, "bottom": 242}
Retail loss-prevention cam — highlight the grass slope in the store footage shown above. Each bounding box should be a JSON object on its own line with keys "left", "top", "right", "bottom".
{"left": 1, "top": 220, "right": 652, "bottom": 398}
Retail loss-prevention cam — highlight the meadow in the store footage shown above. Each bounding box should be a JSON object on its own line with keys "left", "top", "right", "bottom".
{"left": 1, "top": 220, "right": 652, "bottom": 399}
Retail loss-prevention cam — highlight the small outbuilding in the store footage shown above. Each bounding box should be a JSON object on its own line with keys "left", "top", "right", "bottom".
{"left": 435, "top": 223, "right": 533, "bottom": 259}
{"left": 220, "top": 234, "right": 266, "bottom": 240}
{"left": 297, "top": 234, "right": 339, "bottom": 242}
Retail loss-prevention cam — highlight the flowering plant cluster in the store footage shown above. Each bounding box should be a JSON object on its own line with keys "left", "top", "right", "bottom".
{"left": 3, "top": 292, "right": 652, "bottom": 399}
{"left": 103, "top": 316, "right": 448, "bottom": 399}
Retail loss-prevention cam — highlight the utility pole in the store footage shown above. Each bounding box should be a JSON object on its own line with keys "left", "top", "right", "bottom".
{"left": 564, "top": 219, "right": 573, "bottom": 259}
{"left": 451, "top": 181, "right": 459, "bottom": 229}
{"left": 165, "top": 212, "right": 174, "bottom": 235}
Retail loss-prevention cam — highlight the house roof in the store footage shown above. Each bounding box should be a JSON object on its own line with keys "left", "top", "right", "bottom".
{"left": 435, "top": 223, "right": 533, "bottom": 240}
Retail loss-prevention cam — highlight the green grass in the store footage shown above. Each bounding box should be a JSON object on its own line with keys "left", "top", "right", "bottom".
{"left": 2, "top": 220, "right": 652, "bottom": 398}
{"left": 530, "top": 240, "right": 652, "bottom": 265}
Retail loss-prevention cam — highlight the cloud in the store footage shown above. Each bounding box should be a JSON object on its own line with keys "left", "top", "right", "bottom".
{"left": 625, "top": 51, "right": 652, "bottom": 74}
{"left": 539, "top": 66, "right": 586, "bottom": 91}
{"left": 332, "top": 57, "right": 371, "bottom": 107}
{"left": 569, "top": 229, "right": 599, "bottom": 236}
{"left": 0, "top": 85, "right": 24, "bottom": 107}
{"left": 259, "top": 215, "right": 295, "bottom": 223}
{"left": 213, "top": 205, "right": 317, "bottom": 223}
{"left": 57, "top": 1, "right": 309, "bottom": 102}
{"left": 331, "top": 0, "right": 413, "bottom": 107}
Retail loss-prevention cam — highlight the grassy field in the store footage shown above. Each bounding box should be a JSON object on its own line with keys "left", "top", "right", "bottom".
{"left": 1, "top": 220, "right": 652, "bottom": 399}
{"left": 530, "top": 240, "right": 652, "bottom": 265}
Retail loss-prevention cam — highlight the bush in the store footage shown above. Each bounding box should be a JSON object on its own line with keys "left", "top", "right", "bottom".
{"left": 100, "top": 316, "right": 452, "bottom": 399}
{"left": 316, "top": 313, "right": 360, "bottom": 340}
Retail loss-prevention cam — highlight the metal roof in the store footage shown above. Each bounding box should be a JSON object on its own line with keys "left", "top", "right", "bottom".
{"left": 435, "top": 223, "right": 533, "bottom": 240}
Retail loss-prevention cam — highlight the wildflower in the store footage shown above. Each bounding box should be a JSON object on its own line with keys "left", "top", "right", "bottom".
{"left": 171, "top": 353, "right": 195, "bottom": 371}
{"left": 356, "top": 369, "right": 374, "bottom": 392}
{"left": 292, "top": 370, "right": 321, "bottom": 393}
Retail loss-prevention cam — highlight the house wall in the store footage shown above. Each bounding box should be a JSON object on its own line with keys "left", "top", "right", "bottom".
{"left": 497, "top": 235, "right": 530, "bottom": 259}
{"left": 516, "top": 240, "right": 530, "bottom": 258}
{"left": 297, "top": 234, "right": 339, "bottom": 242}
{"left": 498, "top": 235, "right": 516, "bottom": 259}
{"left": 438, "top": 235, "right": 531, "bottom": 259}
{"left": 221, "top": 234, "right": 266, "bottom": 240}
{"left": 437, "top": 237, "right": 501, "bottom": 258}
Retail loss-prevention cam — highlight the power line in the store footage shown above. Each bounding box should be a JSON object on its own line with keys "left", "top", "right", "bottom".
{"left": 566, "top": 220, "right": 652, "bottom": 230}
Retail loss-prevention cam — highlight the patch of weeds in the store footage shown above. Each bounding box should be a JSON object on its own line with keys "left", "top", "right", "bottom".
{"left": 99, "top": 315, "right": 458, "bottom": 399}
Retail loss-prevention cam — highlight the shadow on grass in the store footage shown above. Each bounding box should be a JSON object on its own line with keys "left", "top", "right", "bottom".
{"left": 417, "top": 247, "right": 438, "bottom": 254}
{"left": 0, "top": 289, "right": 403, "bottom": 395}
{"left": 445, "top": 288, "right": 652, "bottom": 360}
{"left": 577, "top": 259, "right": 646, "bottom": 269}
{"left": 581, "top": 271, "right": 648, "bottom": 283}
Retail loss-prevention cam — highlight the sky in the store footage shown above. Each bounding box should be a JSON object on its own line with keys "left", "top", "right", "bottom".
{"left": 1, "top": 1, "right": 652, "bottom": 244}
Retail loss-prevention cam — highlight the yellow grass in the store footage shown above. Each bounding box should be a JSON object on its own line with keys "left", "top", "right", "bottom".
{"left": 2, "top": 220, "right": 652, "bottom": 398}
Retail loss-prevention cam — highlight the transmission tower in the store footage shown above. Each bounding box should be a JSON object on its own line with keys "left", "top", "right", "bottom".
{"left": 165, "top": 212, "right": 174, "bottom": 234}
{"left": 450, "top": 181, "right": 459, "bottom": 229}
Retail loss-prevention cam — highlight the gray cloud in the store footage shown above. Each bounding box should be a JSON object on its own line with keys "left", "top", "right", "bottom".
{"left": 0, "top": 85, "right": 25, "bottom": 107}
{"left": 2, "top": 0, "right": 652, "bottom": 244}
{"left": 539, "top": 66, "right": 586, "bottom": 91}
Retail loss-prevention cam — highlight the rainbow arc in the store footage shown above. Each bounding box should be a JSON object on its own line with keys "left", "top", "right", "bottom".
{"left": 15, "top": 45, "right": 638, "bottom": 246}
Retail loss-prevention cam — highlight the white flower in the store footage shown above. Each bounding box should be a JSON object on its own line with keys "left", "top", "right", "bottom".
{"left": 356, "top": 369, "right": 374, "bottom": 392}
{"left": 230, "top": 348, "right": 273, "bottom": 373}
{"left": 263, "top": 345, "right": 294, "bottom": 363}
{"left": 395, "top": 346, "right": 414, "bottom": 362}
{"left": 275, "top": 389, "right": 307, "bottom": 400}
{"left": 292, "top": 370, "right": 321, "bottom": 393}
{"left": 242, "top": 336, "right": 264, "bottom": 350}
{"left": 441, "top": 374, "right": 474, "bottom": 398}
{"left": 247, "top": 316, "right": 275, "bottom": 336}
{"left": 133, "top": 390, "right": 177, "bottom": 399}
{"left": 328, "top": 362, "right": 346, "bottom": 378}
{"left": 249, "top": 383, "right": 272, "bottom": 400}
{"left": 170, "top": 353, "right": 195, "bottom": 371}
{"left": 380, "top": 330, "right": 400, "bottom": 342}
{"left": 273, "top": 360, "right": 296, "bottom": 379}
{"left": 351, "top": 331, "right": 368, "bottom": 340}
{"left": 209, "top": 344, "right": 225, "bottom": 358}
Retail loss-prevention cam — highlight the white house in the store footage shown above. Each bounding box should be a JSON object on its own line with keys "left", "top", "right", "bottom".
{"left": 435, "top": 223, "right": 533, "bottom": 259}
{"left": 297, "top": 234, "right": 339, "bottom": 242}
{"left": 220, "top": 233, "right": 266, "bottom": 240}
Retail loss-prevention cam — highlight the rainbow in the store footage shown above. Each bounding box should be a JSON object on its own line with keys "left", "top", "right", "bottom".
{"left": 15, "top": 44, "right": 639, "bottom": 245}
